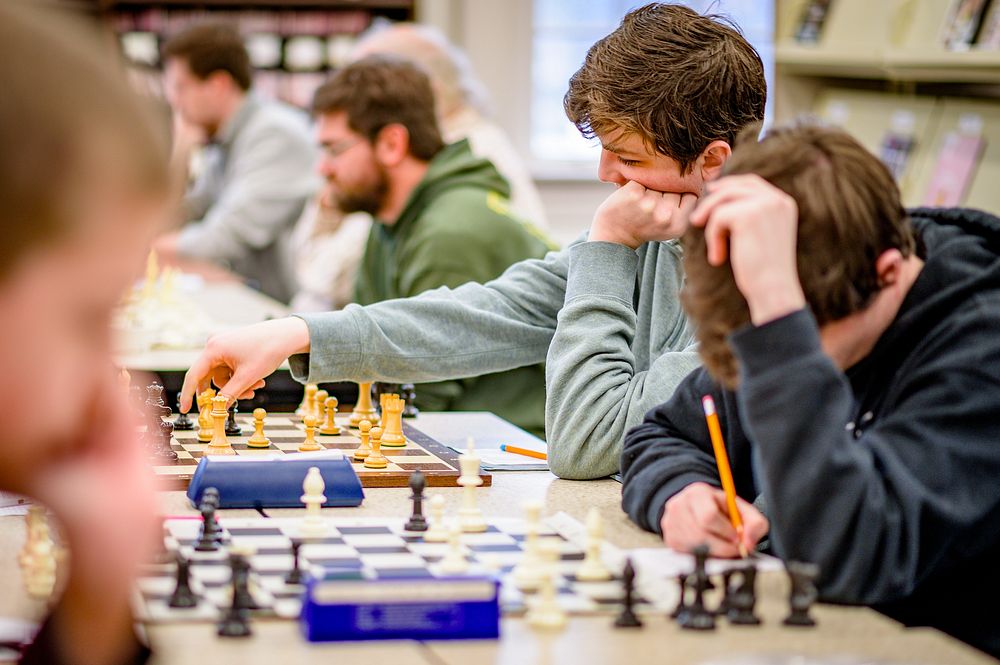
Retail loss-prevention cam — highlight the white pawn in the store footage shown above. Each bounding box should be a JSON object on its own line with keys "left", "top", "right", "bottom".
{"left": 300, "top": 467, "right": 327, "bottom": 536}
{"left": 575, "top": 508, "right": 611, "bottom": 582}
{"left": 512, "top": 500, "right": 545, "bottom": 591}
{"left": 526, "top": 538, "right": 567, "bottom": 629}
{"left": 24, "top": 520, "right": 57, "bottom": 599}
{"left": 424, "top": 494, "right": 448, "bottom": 543}
{"left": 438, "top": 521, "right": 469, "bottom": 574}
{"left": 457, "top": 438, "right": 486, "bottom": 533}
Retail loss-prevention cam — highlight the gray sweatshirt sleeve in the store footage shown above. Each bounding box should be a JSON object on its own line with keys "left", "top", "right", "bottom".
{"left": 544, "top": 241, "right": 701, "bottom": 480}
{"left": 174, "top": 128, "right": 315, "bottom": 265}
{"left": 288, "top": 245, "right": 570, "bottom": 384}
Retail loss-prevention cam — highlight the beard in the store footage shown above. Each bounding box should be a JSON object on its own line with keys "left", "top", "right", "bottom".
{"left": 331, "top": 166, "right": 389, "bottom": 217}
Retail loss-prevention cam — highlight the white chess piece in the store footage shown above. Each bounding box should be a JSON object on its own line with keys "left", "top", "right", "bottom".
{"left": 24, "top": 519, "right": 57, "bottom": 599}
{"left": 438, "top": 521, "right": 469, "bottom": 574}
{"left": 512, "top": 500, "right": 545, "bottom": 591}
{"left": 300, "top": 467, "right": 327, "bottom": 536}
{"left": 424, "top": 494, "right": 448, "bottom": 543}
{"left": 526, "top": 538, "right": 567, "bottom": 629}
{"left": 575, "top": 508, "right": 612, "bottom": 582}
{"left": 457, "top": 438, "right": 487, "bottom": 533}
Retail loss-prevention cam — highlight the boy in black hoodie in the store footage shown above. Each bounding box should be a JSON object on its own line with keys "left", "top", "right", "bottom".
{"left": 621, "top": 123, "right": 1000, "bottom": 657}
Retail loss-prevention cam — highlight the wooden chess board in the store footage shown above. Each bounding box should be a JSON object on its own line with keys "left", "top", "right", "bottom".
{"left": 151, "top": 412, "right": 491, "bottom": 491}
{"left": 136, "top": 513, "right": 652, "bottom": 624}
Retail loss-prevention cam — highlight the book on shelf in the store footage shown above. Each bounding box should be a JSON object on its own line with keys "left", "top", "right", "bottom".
{"left": 922, "top": 116, "right": 986, "bottom": 207}
{"left": 794, "top": 0, "right": 833, "bottom": 44}
{"left": 941, "top": 0, "right": 992, "bottom": 51}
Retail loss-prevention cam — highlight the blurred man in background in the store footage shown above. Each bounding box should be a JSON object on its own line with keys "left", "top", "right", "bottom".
{"left": 157, "top": 22, "right": 318, "bottom": 303}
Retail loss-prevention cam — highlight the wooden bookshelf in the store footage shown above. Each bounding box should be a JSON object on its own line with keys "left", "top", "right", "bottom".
{"left": 93, "top": 0, "right": 415, "bottom": 108}
{"left": 776, "top": 0, "right": 1000, "bottom": 211}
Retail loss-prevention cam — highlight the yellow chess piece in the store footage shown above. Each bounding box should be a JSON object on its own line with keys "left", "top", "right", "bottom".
{"left": 349, "top": 381, "right": 377, "bottom": 428}
{"left": 298, "top": 415, "right": 322, "bottom": 452}
{"left": 296, "top": 383, "right": 317, "bottom": 417}
{"left": 320, "top": 397, "right": 341, "bottom": 435}
{"left": 205, "top": 395, "right": 235, "bottom": 455}
{"left": 353, "top": 420, "right": 372, "bottom": 461}
{"left": 363, "top": 425, "right": 388, "bottom": 469}
{"left": 312, "top": 389, "right": 328, "bottom": 424}
{"left": 247, "top": 408, "right": 271, "bottom": 448}
{"left": 300, "top": 384, "right": 318, "bottom": 421}
{"left": 381, "top": 395, "right": 406, "bottom": 447}
{"left": 196, "top": 388, "right": 216, "bottom": 442}
{"left": 379, "top": 393, "right": 390, "bottom": 431}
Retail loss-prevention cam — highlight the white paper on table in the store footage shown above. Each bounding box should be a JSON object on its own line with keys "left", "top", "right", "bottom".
{"left": 412, "top": 412, "right": 548, "bottom": 471}
{"left": 0, "top": 617, "right": 37, "bottom": 647}
{"left": 0, "top": 492, "right": 29, "bottom": 510}
{"left": 630, "top": 547, "right": 784, "bottom": 578}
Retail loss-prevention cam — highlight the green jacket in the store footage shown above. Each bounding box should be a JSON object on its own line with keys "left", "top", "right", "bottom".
{"left": 353, "top": 139, "right": 554, "bottom": 436}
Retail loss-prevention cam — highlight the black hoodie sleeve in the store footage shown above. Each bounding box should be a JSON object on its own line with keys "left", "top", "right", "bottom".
{"left": 621, "top": 367, "right": 736, "bottom": 533}
{"left": 731, "top": 307, "right": 1000, "bottom": 605}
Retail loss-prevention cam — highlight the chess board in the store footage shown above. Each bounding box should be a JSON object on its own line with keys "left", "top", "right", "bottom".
{"left": 136, "top": 513, "right": 664, "bottom": 624}
{"left": 153, "top": 413, "right": 491, "bottom": 491}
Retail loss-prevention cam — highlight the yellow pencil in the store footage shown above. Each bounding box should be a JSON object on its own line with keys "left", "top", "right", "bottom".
{"left": 499, "top": 444, "right": 547, "bottom": 460}
{"left": 701, "top": 395, "right": 748, "bottom": 558}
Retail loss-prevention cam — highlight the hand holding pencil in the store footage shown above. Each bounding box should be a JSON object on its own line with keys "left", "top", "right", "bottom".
{"left": 658, "top": 395, "right": 770, "bottom": 558}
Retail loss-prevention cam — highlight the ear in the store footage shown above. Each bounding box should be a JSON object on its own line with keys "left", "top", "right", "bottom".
{"left": 372, "top": 124, "right": 411, "bottom": 168}
{"left": 698, "top": 140, "right": 732, "bottom": 182}
{"left": 875, "top": 248, "right": 904, "bottom": 288}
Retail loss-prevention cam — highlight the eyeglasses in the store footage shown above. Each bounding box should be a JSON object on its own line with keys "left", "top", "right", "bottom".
{"left": 321, "top": 138, "right": 364, "bottom": 161}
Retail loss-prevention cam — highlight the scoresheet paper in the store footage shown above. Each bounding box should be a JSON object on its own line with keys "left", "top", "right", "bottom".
{"left": 413, "top": 412, "right": 549, "bottom": 471}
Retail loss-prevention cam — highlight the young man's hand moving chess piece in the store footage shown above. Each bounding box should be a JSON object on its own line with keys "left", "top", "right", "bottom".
{"left": 179, "top": 3, "right": 767, "bottom": 480}
{"left": 0, "top": 4, "right": 170, "bottom": 664}
{"left": 622, "top": 123, "right": 1000, "bottom": 657}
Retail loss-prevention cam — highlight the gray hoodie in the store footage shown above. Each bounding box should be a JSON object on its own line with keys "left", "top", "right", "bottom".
{"left": 290, "top": 235, "right": 700, "bottom": 479}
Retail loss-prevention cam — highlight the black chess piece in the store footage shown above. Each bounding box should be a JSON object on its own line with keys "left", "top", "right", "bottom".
{"left": 168, "top": 552, "right": 198, "bottom": 608}
{"left": 400, "top": 384, "right": 419, "bottom": 418}
{"left": 217, "top": 568, "right": 252, "bottom": 638}
{"left": 146, "top": 382, "right": 166, "bottom": 407}
{"left": 678, "top": 544, "right": 716, "bottom": 631}
{"left": 229, "top": 553, "right": 258, "bottom": 611}
{"left": 404, "top": 470, "right": 428, "bottom": 532}
{"left": 155, "top": 418, "right": 177, "bottom": 460}
{"left": 225, "top": 401, "right": 243, "bottom": 436}
{"left": 173, "top": 393, "right": 194, "bottom": 430}
{"left": 285, "top": 539, "right": 304, "bottom": 585}
{"left": 715, "top": 569, "right": 735, "bottom": 617}
{"left": 613, "top": 558, "right": 643, "bottom": 628}
{"left": 783, "top": 561, "right": 819, "bottom": 627}
{"left": 670, "top": 573, "right": 688, "bottom": 620}
{"left": 727, "top": 562, "right": 761, "bottom": 626}
{"left": 195, "top": 494, "right": 220, "bottom": 552}
{"left": 202, "top": 488, "right": 223, "bottom": 541}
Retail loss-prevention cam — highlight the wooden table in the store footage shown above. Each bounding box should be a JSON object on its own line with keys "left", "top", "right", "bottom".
{"left": 0, "top": 473, "right": 993, "bottom": 665}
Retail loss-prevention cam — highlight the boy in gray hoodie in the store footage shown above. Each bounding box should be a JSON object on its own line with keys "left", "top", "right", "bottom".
{"left": 179, "top": 3, "right": 767, "bottom": 480}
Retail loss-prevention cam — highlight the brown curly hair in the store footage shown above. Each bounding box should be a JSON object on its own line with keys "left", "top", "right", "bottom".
{"left": 681, "top": 122, "right": 915, "bottom": 388}
{"left": 564, "top": 3, "right": 766, "bottom": 172}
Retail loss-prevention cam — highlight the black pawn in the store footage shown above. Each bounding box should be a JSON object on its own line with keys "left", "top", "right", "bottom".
{"left": 217, "top": 568, "right": 252, "bottom": 639}
{"left": 727, "top": 563, "right": 761, "bottom": 626}
{"left": 670, "top": 573, "right": 688, "bottom": 619}
{"left": 613, "top": 558, "right": 643, "bottom": 628}
{"left": 225, "top": 402, "right": 242, "bottom": 436}
{"left": 168, "top": 553, "right": 198, "bottom": 608}
{"left": 203, "top": 488, "right": 223, "bottom": 541}
{"left": 783, "top": 561, "right": 819, "bottom": 627}
{"left": 195, "top": 494, "right": 220, "bottom": 552}
{"left": 715, "top": 569, "right": 735, "bottom": 617}
{"left": 156, "top": 418, "right": 177, "bottom": 460}
{"left": 405, "top": 470, "right": 428, "bottom": 532}
{"left": 285, "top": 539, "right": 304, "bottom": 585}
{"left": 230, "top": 553, "right": 258, "bottom": 611}
{"left": 174, "top": 393, "right": 194, "bottom": 430}
{"left": 400, "top": 384, "right": 419, "bottom": 418}
{"left": 678, "top": 544, "right": 715, "bottom": 631}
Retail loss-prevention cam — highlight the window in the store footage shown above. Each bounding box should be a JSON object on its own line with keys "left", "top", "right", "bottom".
{"left": 530, "top": 0, "right": 775, "bottom": 174}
